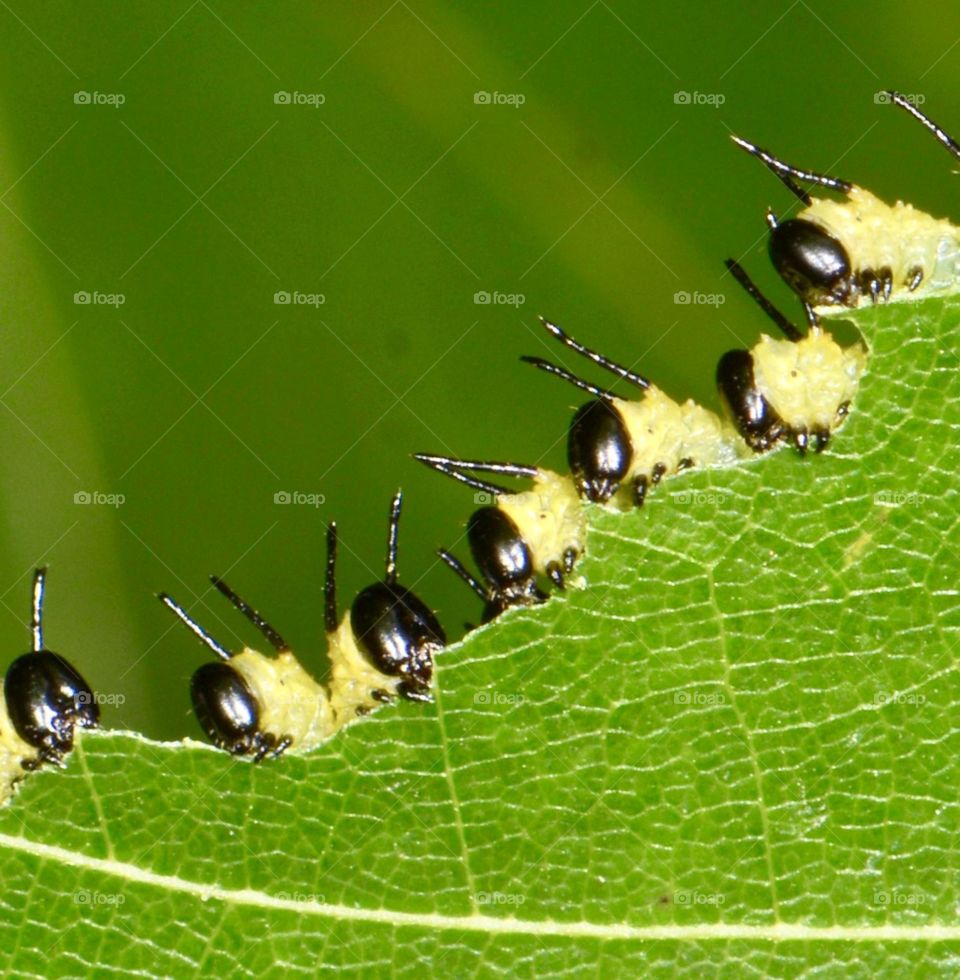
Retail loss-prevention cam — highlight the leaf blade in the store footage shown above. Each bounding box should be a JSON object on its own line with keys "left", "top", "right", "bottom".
{"left": 1, "top": 296, "right": 959, "bottom": 975}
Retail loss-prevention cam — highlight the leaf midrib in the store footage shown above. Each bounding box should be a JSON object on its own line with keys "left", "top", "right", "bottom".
{"left": 3, "top": 825, "right": 957, "bottom": 943}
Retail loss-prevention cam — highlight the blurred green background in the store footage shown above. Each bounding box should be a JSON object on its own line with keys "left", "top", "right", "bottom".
{"left": 1, "top": 1, "right": 958, "bottom": 740}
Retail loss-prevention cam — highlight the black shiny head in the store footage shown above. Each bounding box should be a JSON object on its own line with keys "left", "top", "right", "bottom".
{"left": 159, "top": 583, "right": 293, "bottom": 761}
{"left": 189, "top": 661, "right": 273, "bottom": 759}
{"left": 467, "top": 506, "right": 542, "bottom": 605}
{"left": 568, "top": 399, "right": 632, "bottom": 502}
{"left": 519, "top": 320, "right": 649, "bottom": 504}
{"left": 769, "top": 218, "right": 854, "bottom": 308}
{"left": 344, "top": 491, "right": 446, "bottom": 702}
{"left": 4, "top": 568, "right": 99, "bottom": 769}
{"left": 5, "top": 652, "right": 99, "bottom": 767}
{"left": 730, "top": 136, "right": 855, "bottom": 309}
{"left": 716, "top": 349, "right": 786, "bottom": 454}
{"left": 413, "top": 453, "right": 551, "bottom": 613}
{"left": 351, "top": 582, "right": 445, "bottom": 700}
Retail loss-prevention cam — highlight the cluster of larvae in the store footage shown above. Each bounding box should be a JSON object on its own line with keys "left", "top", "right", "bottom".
{"left": 3, "top": 92, "right": 956, "bottom": 787}
{"left": 160, "top": 247, "right": 868, "bottom": 760}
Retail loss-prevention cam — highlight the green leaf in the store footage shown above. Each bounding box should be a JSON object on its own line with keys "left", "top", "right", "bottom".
{"left": 1, "top": 296, "right": 958, "bottom": 977}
